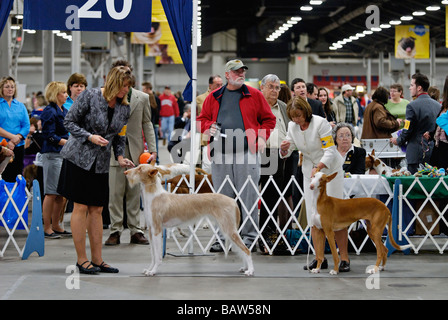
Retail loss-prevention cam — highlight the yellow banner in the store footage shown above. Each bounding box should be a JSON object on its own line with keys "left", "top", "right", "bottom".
{"left": 395, "top": 25, "right": 430, "bottom": 59}
{"left": 130, "top": 0, "right": 182, "bottom": 64}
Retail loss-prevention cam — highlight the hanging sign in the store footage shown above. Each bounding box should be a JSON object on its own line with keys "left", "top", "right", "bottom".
{"left": 23, "top": 0, "right": 152, "bottom": 32}
{"left": 395, "top": 25, "right": 430, "bottom": 59}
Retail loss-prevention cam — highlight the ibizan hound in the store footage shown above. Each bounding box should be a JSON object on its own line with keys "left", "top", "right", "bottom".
{"left": 124, "top": 164, "right": 254, "bottom": 276}
{"left": 309, "top": 172, "right": 412, "bottom": 275}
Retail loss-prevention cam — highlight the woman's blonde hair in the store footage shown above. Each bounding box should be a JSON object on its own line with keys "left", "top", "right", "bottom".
{"left": 103, "top": 66, "right": 132, "bottom": 105}
{"left": 0, "top": 76, "right": 17, "bottom": 99}
{"left": 286, "top": 96, "right": 313, "bottom": 122}
{"left": 45, "top": 81, "right": 67, "bottom": 104}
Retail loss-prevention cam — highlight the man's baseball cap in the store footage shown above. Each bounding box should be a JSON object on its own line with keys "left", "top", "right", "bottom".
{"left": 341, "top": 84, "right": 355, "bottom": 92}
{"left": 225, "top": 59, "right": 248, "bottom": 72}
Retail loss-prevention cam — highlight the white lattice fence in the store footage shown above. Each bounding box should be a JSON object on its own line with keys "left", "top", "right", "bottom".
{"left": 396, "top": 177, "right": 448, "bottom": 254}
{"left": 0, "top": 176, "right": 31, "bottom": 257}
{"left": 162, "top": 174, "right": 401, "bottom": 256}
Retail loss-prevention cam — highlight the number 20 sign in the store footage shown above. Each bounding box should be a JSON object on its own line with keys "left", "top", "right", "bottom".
{"left": 24, "top": 0, "right": 152, "bottom": 32}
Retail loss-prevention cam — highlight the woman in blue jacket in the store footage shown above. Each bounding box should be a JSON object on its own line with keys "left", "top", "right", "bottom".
{"left": 40, "top": 81, "right": 70, "bottom": 239}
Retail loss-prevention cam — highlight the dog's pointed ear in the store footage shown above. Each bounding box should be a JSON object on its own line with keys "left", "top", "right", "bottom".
{"left": 326, "top": 172, "right": 338, "bottom": 182}
{"left": 371, "top": 149, "right": 375, "bottom": 156}
{"left": 148, "top": 168, "right": 159, "bottom": 177}
{"left": 149, "top": 159, "right": 156, "bottom": 166}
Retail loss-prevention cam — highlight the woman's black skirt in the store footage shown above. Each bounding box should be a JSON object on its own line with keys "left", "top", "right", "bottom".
{"left": 57, "top": 158, "right": 109, "bottom": 207}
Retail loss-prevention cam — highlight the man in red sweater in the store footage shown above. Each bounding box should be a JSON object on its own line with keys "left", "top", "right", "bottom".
{"left": 159, "top": 86, "right": 179, "bottom": 145}
{"left": 197, "top": 59, "right": 276, "bottom": 252}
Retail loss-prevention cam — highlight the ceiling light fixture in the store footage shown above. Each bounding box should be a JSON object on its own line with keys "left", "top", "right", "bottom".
{"left": 426, "top": 6, "right": 440, "bottom": 11}
{"left": 400, "top": 16, "right": 413, "bottom": 21}
{"left": 412, "top": 11, "right": 426, "bottom": 16}
{"left": 300, "top": 5, "right": 313, "bottom": 11}
{"left": 266, "top": 16, "right": 302, "bottom": 42}
{"left": 310, "top": 0, "right": 323, "bottom": 5}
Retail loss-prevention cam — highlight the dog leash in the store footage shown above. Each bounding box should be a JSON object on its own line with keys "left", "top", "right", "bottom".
{"left": 306, "top": 235, "right": 311, "bottom": 272}
{"left": 373, "top": 140, "right": 390, "bottom": 158}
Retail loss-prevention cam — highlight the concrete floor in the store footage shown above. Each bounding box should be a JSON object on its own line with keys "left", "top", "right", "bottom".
{"left": 1, "top": 228, "right": 448, "bottom": 301}
{"left": 1, "top": 141, "right": 448, "bottom": 301}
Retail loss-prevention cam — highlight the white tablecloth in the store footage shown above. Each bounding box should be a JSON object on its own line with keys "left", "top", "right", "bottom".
{"left": 343, "top": 174, "right": 392, "bottom": 198}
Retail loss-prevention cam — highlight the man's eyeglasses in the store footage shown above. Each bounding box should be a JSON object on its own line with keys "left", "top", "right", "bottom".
{"left": 267, "top": 84, "right": 280, "bottom": 92}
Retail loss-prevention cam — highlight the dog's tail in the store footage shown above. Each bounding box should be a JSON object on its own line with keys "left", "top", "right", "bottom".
{"left": 387, "top": 214, "right": 413, "bottom": 251}
{"left": 195, "top": 168, "right": 209, "bottom": 175}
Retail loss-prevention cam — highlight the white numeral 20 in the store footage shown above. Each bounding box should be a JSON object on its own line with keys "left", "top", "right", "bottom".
{"left": 66, "top": 0, "right": 132, "bottom": 29}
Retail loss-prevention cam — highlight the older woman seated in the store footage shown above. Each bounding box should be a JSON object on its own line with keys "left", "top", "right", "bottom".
{"left": 334, "top": 123, "right": 366, "bottom": 174}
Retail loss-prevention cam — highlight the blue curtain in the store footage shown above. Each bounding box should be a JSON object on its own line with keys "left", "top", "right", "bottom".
{"left": 0, "top": 0, "right": 14, "bottom": 38}
{"left": 161, "top": 0, "right": 193, "bottom": 102}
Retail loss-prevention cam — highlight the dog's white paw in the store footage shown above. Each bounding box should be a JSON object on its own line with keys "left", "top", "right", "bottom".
{"left": 329, "top": 269, "right": 338, "bottom": 275}
{"left": 310, "top": 268, "right": 320, "bottom": 274}
{"left": 244, "top": 269, "right": 254, "bottom": 277}
{"left": 143, "top": 268, "right": 155, "bottom": 276}
{"left": 366, "top": 266, "right": 379, "bottom": 274}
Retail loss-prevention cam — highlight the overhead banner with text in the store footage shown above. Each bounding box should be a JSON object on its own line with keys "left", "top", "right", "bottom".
{"left": 23, "top": 0, "right": 152, "bottom": 32}
{"left": 395, "top": 25, "right": 430, "bottom": 59}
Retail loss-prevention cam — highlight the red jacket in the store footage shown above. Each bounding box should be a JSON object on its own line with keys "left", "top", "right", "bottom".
{"left": 159, "top": 93, "right": 179, "bottom": 117}
{"left": 197, "top": 84, "right": 276, "bottom": 154}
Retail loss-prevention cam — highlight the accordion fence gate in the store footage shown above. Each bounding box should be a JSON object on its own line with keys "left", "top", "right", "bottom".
{"left": 1, "top": 174, "right": 448, "bottom": 257}
{"left": 162, "top": 174, "right": 448, "bottom": 256}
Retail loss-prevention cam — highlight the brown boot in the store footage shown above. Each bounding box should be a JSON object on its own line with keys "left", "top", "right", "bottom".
{"left": 105, "top": 232, "right": 120, "bottom": 246}
{"left": 130, "top": 232, "right": 149, "bottom": 245}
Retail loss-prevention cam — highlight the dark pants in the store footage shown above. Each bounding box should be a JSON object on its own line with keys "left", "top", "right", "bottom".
{"left": 2, "top": 145, "right": 24, "bottom": 183}
{"left": 259, "top": 149, "right": 295, "bottom": 234}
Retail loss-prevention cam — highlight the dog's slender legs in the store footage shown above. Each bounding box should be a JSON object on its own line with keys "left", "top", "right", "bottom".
{"left": 311, "top": 226, "right": 326, "bottom": 273}
{"left": 151, "top": 231, "right": 163, "bottom": 275}
{"left": 229, "top": 232, "right": 254, "bottom": 276}
{"left": 144, "top": 228, "right": 163, "bottom": 276}
{"left": 143, "top": 227, "right": 155, "bottom": 276}
{"left": 323, "top": 227, "right": 340, "bottom": 275}
{"left": 366, "top": 220, "right": 388, "bottom": 273}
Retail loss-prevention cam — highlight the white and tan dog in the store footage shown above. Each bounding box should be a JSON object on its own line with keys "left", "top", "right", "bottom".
{"left": 309, "top": 171, "right": 412, "bottom": 275}
{"left": 124, "top": 164, "right": 254, "bottom": 276}
{"left": 365, "top": 149, "right": 411, "bottom": 177}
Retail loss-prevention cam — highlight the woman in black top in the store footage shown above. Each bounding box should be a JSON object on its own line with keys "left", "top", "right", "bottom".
{"left": 334, "top": 122, "right": 366, "bottom": 174}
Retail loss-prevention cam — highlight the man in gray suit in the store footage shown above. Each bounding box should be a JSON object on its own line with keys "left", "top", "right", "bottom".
{"left": 391, "top": 73, "right": 440, "bottom": 174}
{"left": 106, "top": 61, "right": 157, "bottom": 245}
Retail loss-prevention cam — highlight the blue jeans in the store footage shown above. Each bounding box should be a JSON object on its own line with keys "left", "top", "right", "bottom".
{"left": 161, "top": 115, "right": 175, "bottom": 141}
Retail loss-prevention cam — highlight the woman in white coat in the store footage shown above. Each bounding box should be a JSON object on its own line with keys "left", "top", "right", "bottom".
{"left": 280, "top": 96, "right": 350, "bottom": 272}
